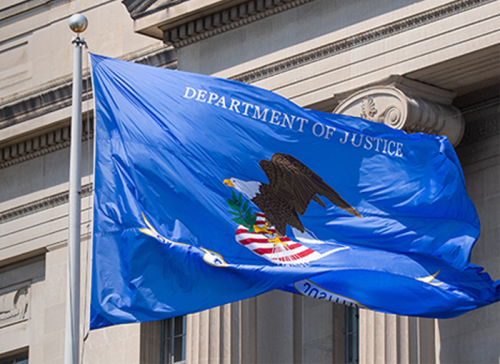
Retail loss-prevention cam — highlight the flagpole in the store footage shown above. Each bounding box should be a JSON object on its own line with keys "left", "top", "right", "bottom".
{"left": 65, "top": 13, "right": 88, "bottom": 364}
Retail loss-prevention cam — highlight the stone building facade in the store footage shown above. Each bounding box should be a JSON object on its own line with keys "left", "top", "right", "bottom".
{"left": 0, "top": 0, "right": 498, "bottom": 363}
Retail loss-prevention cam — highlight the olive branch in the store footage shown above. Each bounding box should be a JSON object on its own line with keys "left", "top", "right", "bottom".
{"left": 226, "top": 190, "right": 257, "bottom": 232}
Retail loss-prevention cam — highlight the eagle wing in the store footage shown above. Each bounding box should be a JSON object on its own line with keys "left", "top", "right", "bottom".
{"left": 252, "top": 184, "right": 305, "bottom": 236}
{"left": 260, "top": 153, "right": 362, "bottom": 218}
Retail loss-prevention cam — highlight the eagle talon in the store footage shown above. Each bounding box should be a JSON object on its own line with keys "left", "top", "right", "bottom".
{"left": 268, "top": 235, "right": 288, "bottom": 247}
{"left": 253, "top": 222, "right": 273, "bottom": 235}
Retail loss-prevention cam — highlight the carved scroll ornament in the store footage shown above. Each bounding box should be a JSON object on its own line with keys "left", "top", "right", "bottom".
{"left": 334, "top": 83, "right": 465, "bottom": 146}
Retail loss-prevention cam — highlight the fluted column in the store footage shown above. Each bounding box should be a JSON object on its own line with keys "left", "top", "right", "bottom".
{"left": 256, "top": 290, "right": 295, "bottom": 363}
{"left": 359, "top": 311, "right": 437, "bottom": 364}
{"left": 239, "top": 297, "right": 257, "bottom": 364}
{"left": 185, "top": 291, "right": 346, "bottom": 364}
{"left": 186, "top": 298, "right": 257, "bottom": 364}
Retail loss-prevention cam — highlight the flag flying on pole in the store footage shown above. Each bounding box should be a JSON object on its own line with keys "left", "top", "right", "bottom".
{"left": 89, "top": 53, "right": 499, "bottom": 329}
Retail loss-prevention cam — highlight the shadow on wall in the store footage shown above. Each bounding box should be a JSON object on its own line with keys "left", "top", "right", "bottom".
{"left": 442, "top": 87, "right": 500, "bottom": 364}
{"left": 438, "top": 305, "right": 500, "bottom": 364}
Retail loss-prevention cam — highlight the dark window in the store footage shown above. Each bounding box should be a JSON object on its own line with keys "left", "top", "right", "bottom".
{"left": 160, "top": 316, "right": 186, "bottom": 364}
{"left": 0, "top": 350, "right": 28, "bottom": 364}
{"left": 345, "top": 307, "right": 359, "bottom": 364}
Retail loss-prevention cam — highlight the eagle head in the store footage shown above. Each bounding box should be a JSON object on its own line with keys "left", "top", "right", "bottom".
{"left": 223, "top": 178, "right": 260, "bottom": 200}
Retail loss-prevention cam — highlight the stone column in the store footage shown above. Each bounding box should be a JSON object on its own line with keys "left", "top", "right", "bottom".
{"left": 185, "top": 291, "right": 346, "bottom": 364}
{"left": 185, "top": 298, "right": 257, "bottom": 364}
{"left": 359, "top": 311, "right": 437, "bottom": 364}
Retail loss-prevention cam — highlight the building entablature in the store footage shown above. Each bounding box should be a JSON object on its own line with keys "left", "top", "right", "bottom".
{"left": 127, "top": 0, "right": 312, "bottom": 43}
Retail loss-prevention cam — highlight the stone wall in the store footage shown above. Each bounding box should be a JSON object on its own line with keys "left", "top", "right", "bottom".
{"left": 438, "top": 89, "right": 500, "bottom": 364}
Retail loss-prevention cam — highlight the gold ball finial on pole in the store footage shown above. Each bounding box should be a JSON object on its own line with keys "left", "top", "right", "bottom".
{"left": 68, "top": 13, "right": 88, "bottom": 33}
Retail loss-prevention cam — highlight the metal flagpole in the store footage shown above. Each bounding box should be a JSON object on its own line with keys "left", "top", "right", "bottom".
{"left": 65, "top": 13, "right": 88, "bottom": 364}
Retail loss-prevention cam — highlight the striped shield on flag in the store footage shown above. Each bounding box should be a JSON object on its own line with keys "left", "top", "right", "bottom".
{"left": 234, "top": 213, "right": 322, "bottom": 265}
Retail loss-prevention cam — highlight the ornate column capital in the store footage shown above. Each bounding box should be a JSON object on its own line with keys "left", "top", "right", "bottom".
{"left": 333, "top": 76, "right": 465, "bottom": 146}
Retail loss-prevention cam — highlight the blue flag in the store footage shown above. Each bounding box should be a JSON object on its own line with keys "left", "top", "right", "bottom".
{"left": 89, "top": 53, "right": 499, "bottom": 329}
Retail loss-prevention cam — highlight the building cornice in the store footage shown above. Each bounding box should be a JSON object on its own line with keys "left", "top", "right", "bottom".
{"left": 0, "top": 183, "right": 93, "bottom": 224}
{"left": 0, "top": 46, "right": 176, "bottom": 131}
{"left": 0, "top": 77, "right": 93, "bottom": 131}
{"left": 0, "top": 120, "right": 93, "bottom": 170}
{"left": 231, "top": 0, "right": 495, "bottom": 84}
{"left": 162, "top": 0, "right": 315, "bottom": 48}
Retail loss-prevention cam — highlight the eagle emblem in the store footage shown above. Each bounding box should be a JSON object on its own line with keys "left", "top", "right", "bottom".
{"left": 224, "top": 153, "right": 361, "bottom": 265}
